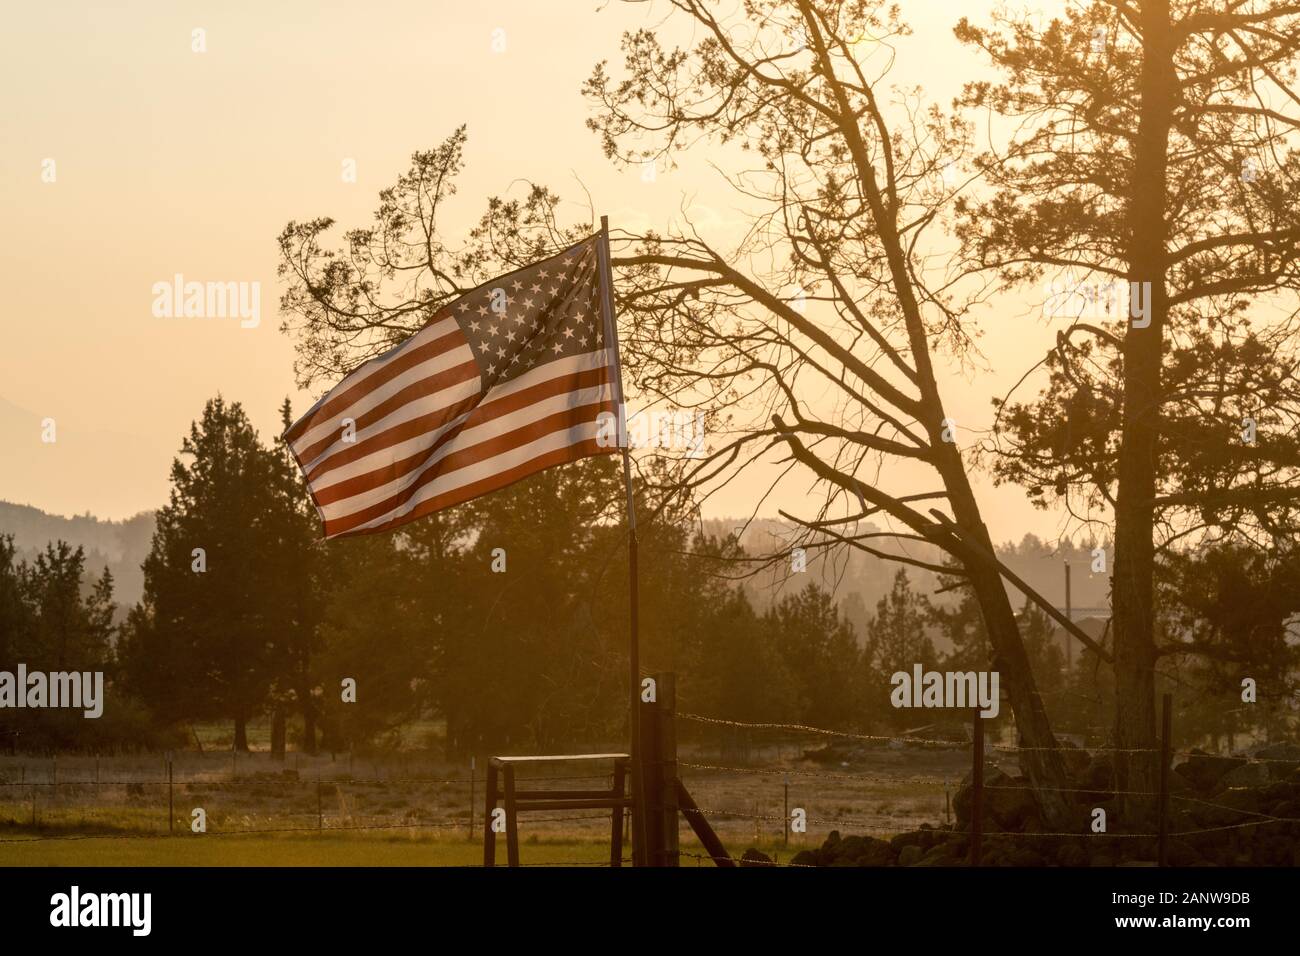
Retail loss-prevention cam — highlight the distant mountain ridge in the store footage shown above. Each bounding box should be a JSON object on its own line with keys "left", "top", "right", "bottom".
{"left": 0, "top": 500, "right": 155, "bottom": 609}
{"left": 698, "top": 515, "right": 1112, "bottom": 615}
{"left": 0, "top": 503, "right": 1111, "bottom": 636}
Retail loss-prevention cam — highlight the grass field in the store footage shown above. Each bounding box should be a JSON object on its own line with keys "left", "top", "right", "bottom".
{"left": 0, "top": 831, "right": 811, "bottom": 866}
{"left": 0, "top": 735, "right": 972, "bottom": 866}
{"left": 0, "top": 834, "right": 621, "bottom": 866}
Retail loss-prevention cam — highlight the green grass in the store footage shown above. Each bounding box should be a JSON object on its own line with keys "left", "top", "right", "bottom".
{"left": 0, "top": 831, "right": 806, "bottom": 867}
{"left": 188, "top": 718, "right": 448, "bottom": 753}
{"left": 0, "top": 834, "right": 617, "bottom": 867}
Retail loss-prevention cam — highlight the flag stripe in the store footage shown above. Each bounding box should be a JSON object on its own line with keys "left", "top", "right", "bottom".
{"left": 300, "top": 359, "right": 481, "bottom": 472}
{"left": 327, "top": 427, "right": 613, "bottom": 539}
{"left": 311, "top": 369, "right": 614, "bottom": 505}
{"left": 305, "top": 350, "right": 610, "bottom": 482}
{"left": 285, "top": 234, "right": 620, "bottom": 540}
{"left": 317, "top": 378, "right": 614, "bottom": 523}
{"left": 285, "top": 317, "right": 463, "bottom": 444}
{"left": 297, "top": 350, "right": 478, "bottom": 465}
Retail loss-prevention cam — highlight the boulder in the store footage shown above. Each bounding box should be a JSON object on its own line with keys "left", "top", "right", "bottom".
{"left": 1080, "top": 754, "right": 1114, "bottom": 795}
{"left": 1055, "top": 842, "right": 1089, "bottom": 867}
{"left": 1255, "top": 742, "right": 1300, "bottom": 780}
{"left": 739, "top": 848, "right": 774, "bottom": 867}
{"left": 1009, "top": 846, "right": 1047, "bottom": 866}
{"left": 1247, "top": 829, "right": 1296, "bottom": 866}
{"left": 1175, "top": 749, "right": 1245, "bottom": 791}
{"left": 1166, "top": 839, "right": 1207, "bottom": 867}
{"left": 916, "top": 840, "right": 964, "bottom": 866}
{"left": 1184, "top": 785, "right": 1265, "bottom": 828}
{"left": 1215, "top": 761, "right": 1271, "bottom": 792}
{"left": 1054, "top": 739, "right": 1092, "bottom": 780}
{"left": 826, "top": 833, "right": 895, "bottom": 866}
{"left": 982, "top": 839, "right": 1046, "bottom": 867}
{"left": 916, "top": 824, "right": 941, "bottom": 851}
{"left": 898, "top": 845, "right": 923, "bottom": 866}
{"left": 790, "top": 849, "right": 820, "bottom": 866}
{"left": 1017, "top": 810, "right": 1045, "bottom": 834}
{"left": 890, "top": 830, "right": 923, "bottom": 853}
{"left": 1268, "top": 799, "right": 1300, "bottom": 821}
{"left": 953, "top": 766, "right": 1037, "bottom": 831}
{"left": 789, "top": 829, "right": 839, "bottom": 866}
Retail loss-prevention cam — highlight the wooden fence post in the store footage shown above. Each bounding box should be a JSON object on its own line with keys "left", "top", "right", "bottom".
{"left": 783, "top": 775, "right": 790, "bottom": 847}
{"left": 654, "top": 672, "right": 679, "bottom": 867}
{"left": 468, "top": 757, "right": 476, "bottom": 842}
{"left": 639, "top": 681, "right": 663, "bottom": 865}
{"left": 610, "top": 758, "right": 627, "bottom": 866}
{"left": 1158, "top": 693, "right": 1172, "bottom": 867}
{"left": 483, "top": 760, "right": 499, "bottom": 866}
{"left": 503, "top": 764, "right": 520, "bottom": 867}
{"left": 168, "top": 758, "right": 175, "bottom": 835}
{"left": 970, "top": 708, "right": 984, "bottom": 867}
{"left": 675, "top": 779, "right": 735, "bottom": 866}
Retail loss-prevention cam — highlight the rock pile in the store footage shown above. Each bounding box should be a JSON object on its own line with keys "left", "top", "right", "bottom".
{"left": 787, "top": 741, "right": 1300, "bottom": 866}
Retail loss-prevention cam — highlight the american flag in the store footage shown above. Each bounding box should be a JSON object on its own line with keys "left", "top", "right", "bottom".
{"left": 284, "top": 234, "right": 621, "bottom": 539}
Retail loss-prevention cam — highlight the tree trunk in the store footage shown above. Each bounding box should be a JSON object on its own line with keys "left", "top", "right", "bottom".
{"left": 444, "top": 711, "right": 460, "bottom": 761}
{"left": 233, "top": 714, "right": 249, "bottom": 753}
{"left": 270, "top": 707, "right": 286, "bottom": 760}
{"left": 302, "top": 704, "right": 317, "bottom": 756}
{"left": 942, "top": 457, "right": 1074, "bottom": 828}
{"left": 299, "top": 651, "right": 317, "bottom": 755}
{"left": 796, "top": 0, "right": 1075, "bottom": 824}
{"left": 1112, "top": 0, "right": 1175, "bottom": 824}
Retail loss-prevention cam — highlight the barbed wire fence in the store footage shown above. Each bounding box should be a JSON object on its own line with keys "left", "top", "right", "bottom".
{"left": 665, "top": 696, "right": 1300, "bottom": 866}
{"left": 2, "top": 690, "right": 1298, "bottom": 866}
{"left": 0, "top": 754, "right": 626, "bottom": 865}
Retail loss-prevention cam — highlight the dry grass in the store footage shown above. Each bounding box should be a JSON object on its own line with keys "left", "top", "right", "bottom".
{"left": 0, "top": 738, "right": 980, "bottom": 865}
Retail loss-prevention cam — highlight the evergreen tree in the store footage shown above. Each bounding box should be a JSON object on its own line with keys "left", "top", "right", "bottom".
{"left": 768, "top": 583, "right": 864, "bottom": 730}
{"left": 121, "top": 397, "right": 298, "bottom": 750}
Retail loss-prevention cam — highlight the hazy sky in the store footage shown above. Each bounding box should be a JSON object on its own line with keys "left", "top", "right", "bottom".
{"left": 1, "top": 0, "right": 1077, "bottom": 546}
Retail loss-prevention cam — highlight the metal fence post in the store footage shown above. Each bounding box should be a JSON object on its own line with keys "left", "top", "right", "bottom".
{"left": 970, "top": 708, "right": 984, "bottom": 867}
{"left": 483, "top": 760, "right": 499, "bottom": 866}
{"left": 468, "top": 757, "right": 476, "bottom": 841}
{"left": 1158, "top": 693, "right": 1172, "bottom": 867}
{"left": 783, "top": 774, "right": 790, "bottom": 847}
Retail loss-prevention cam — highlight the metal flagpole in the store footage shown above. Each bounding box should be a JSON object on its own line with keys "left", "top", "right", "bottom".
{"left": 597, "top": 215, "right": 650, "bottom": 866}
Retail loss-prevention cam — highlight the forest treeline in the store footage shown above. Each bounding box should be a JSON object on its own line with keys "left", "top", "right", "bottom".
{"left": 2, "top": 396, "right": 1295, "bottom": 756}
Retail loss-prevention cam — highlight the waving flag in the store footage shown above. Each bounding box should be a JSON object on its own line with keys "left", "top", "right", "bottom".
{"left": 285, "top": 234, "right": 621, "bottom": 539}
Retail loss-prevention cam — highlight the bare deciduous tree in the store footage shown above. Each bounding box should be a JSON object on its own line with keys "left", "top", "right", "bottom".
{"left": 583, "top": 0, "right": 1085, "bottom": 822}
